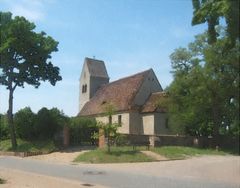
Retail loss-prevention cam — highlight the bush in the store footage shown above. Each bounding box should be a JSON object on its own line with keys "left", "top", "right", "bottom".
{"left": 0, "top": 114, "right": 9, "bottom": 140}
{"left": 35, "top": 107, "right": 69, "bottom": 139}
{"left": 70, "top": 117, "right": 97, "bottom": 145}
{"left": 116, "top": 134, "right": 130, "bottom": 146}
{"left": 13, "top": 107, "right": 69, "bottom": 140}
{"left": 14, "top": 107, "right": 36, "bottom": 140}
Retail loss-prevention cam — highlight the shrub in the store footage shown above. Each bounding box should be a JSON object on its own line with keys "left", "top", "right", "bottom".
{"left": 0, "top": 114, "right": 9, "bottom": 140}
{"left": 35, "top": 107, "right": 69, "bottom": 139}
{"left": 14, "top": 107, "right": 36, "bottom": 140}
{"left": 13, "top": 107, "right": 69, "bottom": 140}
{"left": 70, "top": 117, "right": 97, "bottom": 145}
{"left": 116, "top": 134, "right": 129, "bottom": 146}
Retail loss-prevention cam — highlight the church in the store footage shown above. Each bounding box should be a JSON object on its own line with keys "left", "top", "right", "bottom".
{"left": 78, "top": 57, "right": 170, "bottom": 136}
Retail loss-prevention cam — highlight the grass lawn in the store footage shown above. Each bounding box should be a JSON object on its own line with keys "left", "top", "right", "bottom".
{"left": 74, "top": 146, "right": 155, "bottom": 163}
{"left": 0, "top": 138, "right": 57, "bottom": 153}
{"left": 151, "top": 146, "right": 229, "bottom": 159}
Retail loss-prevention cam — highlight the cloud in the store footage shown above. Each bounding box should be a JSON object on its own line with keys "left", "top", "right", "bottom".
{"left": 11, "top": 4, "right": 44, "bottom": 21}
{"left": 1, "top": 0, "right": 54, "bottom": 21}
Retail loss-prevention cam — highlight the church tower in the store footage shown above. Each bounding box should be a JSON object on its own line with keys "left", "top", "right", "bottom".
{"left": 79, "top": 57, "right": 109, "bottom": 112}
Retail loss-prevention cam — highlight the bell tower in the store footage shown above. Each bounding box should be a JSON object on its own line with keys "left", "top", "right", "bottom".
{"left": 79, "top": 57, "right": 109, "bottom": 112}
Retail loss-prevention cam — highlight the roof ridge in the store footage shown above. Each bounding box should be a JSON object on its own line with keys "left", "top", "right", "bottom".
{"left": 106, "top": 68, "right": 152, "bottom": 86}
{"left": 85, "top": 57, "right": 104, "bottom": 62}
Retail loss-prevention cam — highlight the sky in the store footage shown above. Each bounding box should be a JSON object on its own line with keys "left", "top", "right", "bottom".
{"left": 0, "top": 0, "right": 206, "bottom": 116}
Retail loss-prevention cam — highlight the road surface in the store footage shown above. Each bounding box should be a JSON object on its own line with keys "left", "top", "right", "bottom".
{"left": 0, "top": 155, "right": 239, "bottom": 188}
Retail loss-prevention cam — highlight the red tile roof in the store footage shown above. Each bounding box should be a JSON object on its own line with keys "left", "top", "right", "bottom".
{"left": 79, "top": 69, "right": 151, "bottom": 116}
{"left": 141, "top": 92, "right": 167, "bottom": 113}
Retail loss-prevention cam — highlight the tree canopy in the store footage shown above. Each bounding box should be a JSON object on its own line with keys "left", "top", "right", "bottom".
{"left": 0, "top": 12, "right": 62, "bottom": 148}
{"left": 192, "top": 0, "right": 239, "bottom": 45}
{"left": 167, "top": 31, "right": 239, "bottom": 137}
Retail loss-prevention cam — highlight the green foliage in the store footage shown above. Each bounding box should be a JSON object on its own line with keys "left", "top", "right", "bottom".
{"left": 14, "top": 107, "right": 36, "bottom": 140}
{"left": 192, "top": 0, "right": 240, "bottom": 45}
{"left": 0, "top": 11, "right": 62, "bottom": 148}
{"left": 74, "top": 146, "right": 154, "bottom": 163}
{"left": 93, "top": 103, "right": 121, "bottom": 152}
{"left": 69, "top": 116, "right": 97, "bottom": 145}
{"left": 0, "top": 12, "right": 61, "bottom": 89}
{"left": 167, "top": 30, "right": 239, "bottom": 137}
{"left": 0, "top": 138, "right": 56, "bottom": 152}
{"left": 151, "top": 146, "right": 228, "bottom": 159}
{"left": 115, "top": 134, "right": 130, "bottom": 146}
{"left": 35, "top": 107, "right": 68, "bottom": 139}
{"left": 13, "top": 107, "right": 68, "bottom": 140}
{"left": 0, "top": 114, "right": 9, "bottom": 140}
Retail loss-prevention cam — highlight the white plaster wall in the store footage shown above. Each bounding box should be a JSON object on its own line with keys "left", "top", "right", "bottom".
{"left": 79, "top": 62, "right": 90, "bottom": 112}
{"left": 142, "top": 114, "right": 155, "bottom": 135}
{"left": 96, "top": 113, "right": 130, "bottom": 134}
{"left": 133, "top": 70, "right": 163, "bottom": 106}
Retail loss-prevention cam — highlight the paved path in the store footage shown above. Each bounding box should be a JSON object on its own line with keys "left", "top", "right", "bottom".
{"left": 0, "top": 156, "right": 239, "bottom": 188}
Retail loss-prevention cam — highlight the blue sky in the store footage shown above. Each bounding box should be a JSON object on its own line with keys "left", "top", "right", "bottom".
{"left": 0, "top": 0, "right": 206, "bottom": 116}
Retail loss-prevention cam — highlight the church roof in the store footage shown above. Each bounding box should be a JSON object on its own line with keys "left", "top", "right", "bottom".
{"left": 141, "top": 92, "right": 167, "bottom": 113}
{"left": 79, "top": 69, "right": 151, "bottom": 116}
{"left": 85, "top": 57, "right": 109, "bottom": 78}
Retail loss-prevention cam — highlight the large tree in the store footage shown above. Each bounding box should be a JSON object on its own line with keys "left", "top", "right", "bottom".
{"left": 0, "top": 12, "right": 62, "bottom": 149}
{"left": 168, "top": 31, "right": 239, "bottom": 139}
{"left": 192, "top": 0, "right": 240, "bottom": 45}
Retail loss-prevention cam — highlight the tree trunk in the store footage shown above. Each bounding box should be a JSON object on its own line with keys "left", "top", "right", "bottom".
{"left": 8, "top": 88, "right": 17, "bottom": 149}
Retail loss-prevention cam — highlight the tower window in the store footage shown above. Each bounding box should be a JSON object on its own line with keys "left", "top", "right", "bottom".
{"left": 118, "top": 115, "right": 122, "bottom": 126}
{"left": 82, "top": 84, "right": 87, "bottom": 93}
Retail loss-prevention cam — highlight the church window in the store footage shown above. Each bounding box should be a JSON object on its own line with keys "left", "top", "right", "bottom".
{"left": 118, "top": 115, "right": 122, "bottom": 126}
{"left": 82, "top": 84, "right": 87, "bottom": 93}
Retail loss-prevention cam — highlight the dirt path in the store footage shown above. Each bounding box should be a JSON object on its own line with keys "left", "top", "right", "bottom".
{"left": 28, "top": 147, "right": 91, "bottom": 164}
{"left": 0, "top": 167, "right": 107, "bottom": 188}
{"left": 140, "top": 150, "right": 168, "bottom": 161}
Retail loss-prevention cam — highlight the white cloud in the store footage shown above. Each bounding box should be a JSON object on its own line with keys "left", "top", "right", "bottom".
{"left": 11, "top": 4, "right": 44, "bottom": 21}
{"left": 1, "top": 0, "right": 55, "bottom": 21}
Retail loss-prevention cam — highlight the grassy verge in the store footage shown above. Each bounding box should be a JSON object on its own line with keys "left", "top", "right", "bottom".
{"left": 74, "top": 146, "right": 155, "bottom": 163}
{"left": 151, "top": 146, "right": 229, "bottom": 159}
{"left": 0, "top": 138, "right": 57, "bottom": 153}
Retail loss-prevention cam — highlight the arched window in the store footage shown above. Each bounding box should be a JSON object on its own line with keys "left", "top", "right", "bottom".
{"left": 85, "top": 84, "right": 87, "bottom": 92}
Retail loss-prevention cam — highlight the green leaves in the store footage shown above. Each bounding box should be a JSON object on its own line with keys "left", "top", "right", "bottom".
{"left": 168, "top": 31, "right": 239, "bottom": 137}
{"left": 191, "top": 0, "right": 240, "bottom": 45}
{"left": 0, "top": 11, "right": 61, "bottom": 89}
{"left": 0, "top": 11, "right": 62, "bottom": 149}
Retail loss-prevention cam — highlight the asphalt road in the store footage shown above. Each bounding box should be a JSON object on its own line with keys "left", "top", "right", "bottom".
{"left": 0, "top": 156, "right": 239, "bottom": 188}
